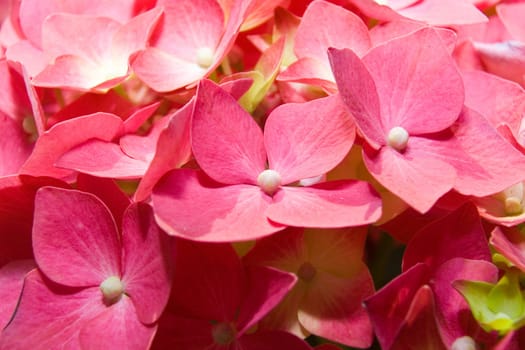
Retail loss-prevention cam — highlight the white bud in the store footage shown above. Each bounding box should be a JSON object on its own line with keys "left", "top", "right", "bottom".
{"left": 387, "top": 126, "right": 409, "bottom": 151}
{"left": 257, "top": 169, "right": 282, "bottom": 195}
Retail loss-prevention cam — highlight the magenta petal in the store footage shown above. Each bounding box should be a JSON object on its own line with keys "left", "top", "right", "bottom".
{"left": 267, "top": 181, "right": 382, "bottom": 228}
{"left": 79, "top": 296, "right": 157, "bottom": 350}
{"left": 364, "top": 263, "right": 431, "bottom": 350}
{"left": 121, "top": 203, "right": 172, "bottom": 324}
{"left": 363, "top": 137, "right": 456, "bottom": 214}
{"left": 56, "top": 139, "right": 149, "bottom": 179}
{"left": 170, "top": 240, "right": 243, "bottom": 322}
{"left": 265, "top": 95, "right": 355, "bottom": 184}
{"left": 329, "top": 47, "right": 384, "bottom": 149}
{"left": 491, "top": 227, "right": 525, "bottom": 271}
{"left": 152, "top": 169, "right": 283, "bottom": 242}
{"left": 0, "top": 113, "right": 33, "bottom": 176}
{"left": 432, "top": 258, "right": 498, "bottom": 347}
{"left": 237, "top": 265, "right": 297, "bottom": 334}
{"left": 0, "top": 270, "right": 106, "bottom": 349}
{"left": 402, "top": 203, "right": 491, "bottom": 273}
{"left": 0, "top": 260, "right": 36, "bottom": 330}
{"left": 361, "top": 27, "right": 464, "bottom": 134}
{"left": 152, "top": 315, "right": 215, "bottom": 350}
{"left": 192, "top": 79, "right": 266, "bottom": 185}
{"left": 237, "top": 330, "right": 312, "bottom": 350}
{"left": 33, "top": 187, "right": 121, "bottom": 287}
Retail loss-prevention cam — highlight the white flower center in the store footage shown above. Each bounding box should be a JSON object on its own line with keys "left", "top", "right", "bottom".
{"left": 387, "top": 126, "right": 409, "bottom": 151}
{"left": 100, "top": 276, "right": 124, "bottom": 304}
{"left": 498, "top": 182, "right": 524, "bottom": 215}
{"left": 374, "top": 0, "right": 389, "bottom": 5}
{"left": 196, "top": 47, "right": 214, "bottom": 68}
{"left": 451, "top": 336, "right": 476, "bottom": 350}
{"left": 257, "top": 169, "right": 282, "bottom": 195}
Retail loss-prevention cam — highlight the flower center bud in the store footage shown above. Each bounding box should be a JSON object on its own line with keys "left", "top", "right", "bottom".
{"left": 297, "top": 262, "right": 317, "bottom": 282}
{"left": 374, "top": 0, "right": 389, "bottom": 5}
{"left": 451, "top": 336, "right": 476, "bottom": 350}
{"left": 499, "top": 182, "right": 524, "bottom": 215}
{"left": 211, "top": 322, "right": 236, "bottom": 345}
{"left": 387, "top": 126, "right": 409, "bottom": 151}
{"left": 100, "top": 276, "right": 124, "bottom": 304}
{"left": 257, "top": 169, "right": 282, "bottom": 195}
{"left": 196, "top": 47, "right": 214, "bottom": 68}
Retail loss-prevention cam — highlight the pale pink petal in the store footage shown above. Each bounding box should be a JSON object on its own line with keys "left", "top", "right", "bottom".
{"left": 237, "top": 265, "right": 297, "bottom": 334}
{"left": 329, "top": 47, "right": 384, "bottom": 149}
{"left": 363, "top": 137, "right": 457, "bottom": 214}
{"left": 362, "top": 27, "right": 464, "bottom": 134}
{"left": 238, "top": 330, "right": 313, "bottom": 350}
{"left": 33, "top": 187, "right": 121, "bottom": 287}
{"left": 132, "top": 47, "right": 208, "bottom": 92}
{"left": 21, "top": 112, "right": 124, "bottom": 179}
{"left": 135, "top": 101, "right": 193, "bottom": 202}
{"left": 170, "top": 240, "right": 243, "bottom": 321}
{"left": 265, "top": 95, "right": 355, "bottom": 185}
{"left": 298, "top": 269, "right": 374, "bottom": 348}
{"left": 5, "top": 40, "right": 48, "bottom": 77}
{"left": 0, "top": 113, "right": 33, "bottom": 176}
{"left": 0, "top": 270, "right": 106, "bottom": 349}
{"left": 498, "top": 3, "right": 525, "bottom": 42}
{"left": 267, "top": 180, "right": 382, "bottom": 227}
{"left": 152, "top": 169, "right": 283, "bottom": 242}
{"left": 397, "top": 0, "right": 487, "bottom": 26}
{"left": 402, "top": 203, "right": 491, "bottom": 273}
{"left": 364, "top": 263, "right": 431, "bottom": 350}
{"left": 241, "top": 0, "right": 290, "bottom": 31}
{"left": 192, "top": 79, "right": 266, "bottom": 185}
{"left": 56, "top": 139, "right": 149, "bottom": 179}
{"left": 433, "top": 108, "right": 525, "bottom": 197}
{"left": 79, "top": 296, "right": 157, "bottom": 350}
{"left": 0, "top": 260, "right": 36, "bottom": 329}
{"left": 433, "top": 258, "right": 498, "bottom": 347}
{"left": 121, "top": 203, "right": 172, "bottom": 324}
{"left": 153, "top": 0, "right": 224, "bottom": 61}
{"left": 295, "top": 0, "right": 371, "bottom": 62}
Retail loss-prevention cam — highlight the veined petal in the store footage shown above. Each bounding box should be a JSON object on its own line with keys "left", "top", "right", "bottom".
{"left": 33, "top": 187, "right": 121, "bottom": 287}
{"left": 152, "top": 169, "right": 283, "bottom": 242}
{"left": 265, "top": 94, "right": 355, "bottom": 185}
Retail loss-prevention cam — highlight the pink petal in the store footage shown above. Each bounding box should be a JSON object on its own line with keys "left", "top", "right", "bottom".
{"left": 434, "top": 108, "right": 525, "bottom": 197}
{"left": 152, "top": 169, "right": 283, "bottom": 242}
{"left": 0, "top": 113, "right": 33, "bottom": 176}
{"left": 397, "top": 0, "right": 487, "bottom": 26}
{"left": 0, "top": 60, "right": 32, "bottom": 124}
{"left": 329, "top": 47, "right": 384, "bottom": 149}
{"left": 363, "top": 138, "right": 457, "bottom": 214}
{"left": 135, "top": 101, "right": 193, "bottom": 202}
{"left": 79, "top": 296, "right": 157, "bottom": 350}
{"left": 123, "top": 102, "right": 161, "bottom": 134}
{"left": 361, "top": 27, "right": 464, "bottom": 134}
{"left": 295, "top": 0, "right": 371, "bottom": 62}
{"left": 265, "top": 95, "right": 355, "bottom": 185}
{"left": 277, "top": 57, "right": 337, "bottom": 92}
{"left": 267, "top": 180, "right": 382, "bottom": 228}
{"left": 132, "top": 47, "right": 208, "bottom": 92}
{"left": 0, "top": 270, "right": 106, "bottom": 349}
{"left": 497, "top": 3, "right": 525, "bottom": 42}
{"left": 56, "top": 139, "right": 149, "bottom": 179}
{"left": 298, "top": 269, "right": 374, "bottom": 348}
{"left": 365, "top": 263, "right": 431, "bottom": 350}
{"left": 21, "top": 112, "right": 124, "bottom": 179}
{"left": 5, "top": 40, "right": 48, "bottom": 78}
{"left": 0, "top": 260, "right": 36, "bottom": 329}
{"left": 170, "top": 240, "right": 243, "bottom": 322}
{"left": 432, "top": 258, "right": 498, "bottom": 347}
{"left": 237, "top": 265, "right": 297, "bottom": 334}
{"left": 121, "top": 203, "right": 173, "bottom": 324}
{"left": 33, "top": 187, "right": 121, "bottom": 287}
{"left": 402, "top": 203, "right": 491, "bottom": 273}
{"left": 192, "top": 79, "right": 266, "bottom": 185}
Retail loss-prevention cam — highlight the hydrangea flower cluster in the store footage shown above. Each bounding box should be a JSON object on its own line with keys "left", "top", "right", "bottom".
{"left": 1, "top": 0, "right": 525, "bottom": 349}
